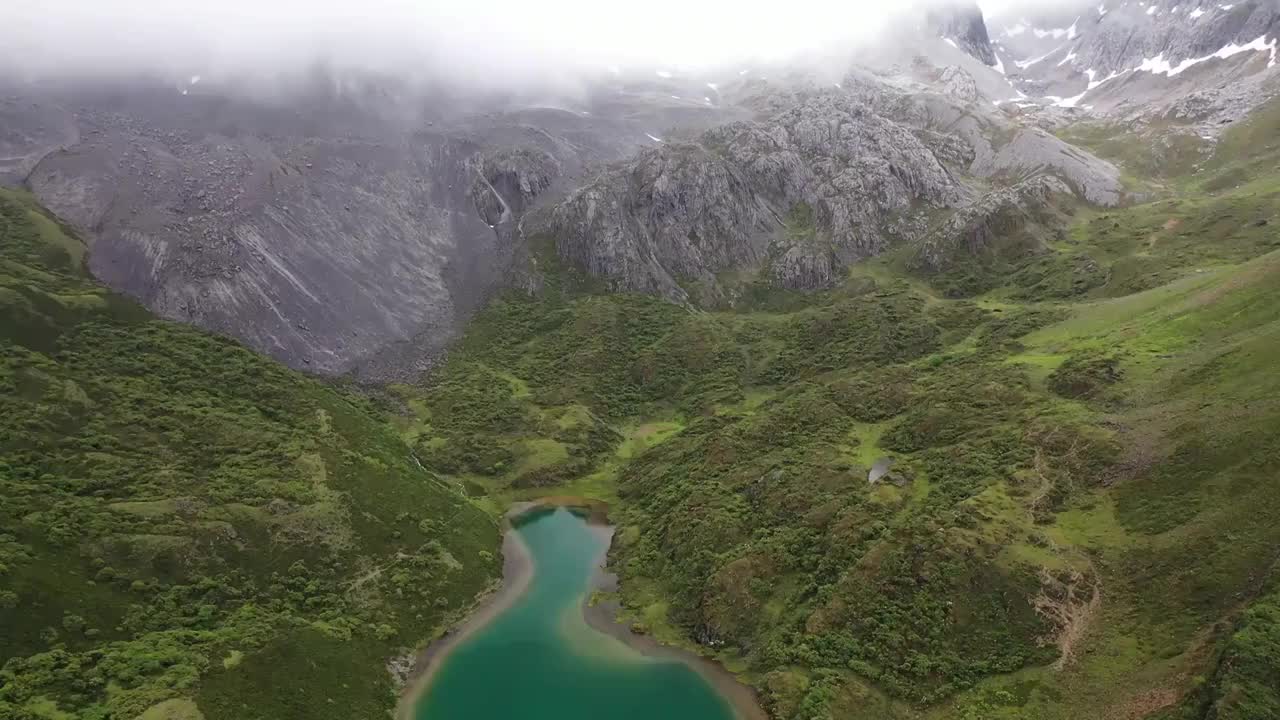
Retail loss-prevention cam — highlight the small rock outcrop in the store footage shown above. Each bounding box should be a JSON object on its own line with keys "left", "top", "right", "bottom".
{"left": 468, "top": 147, "right": 561, "bottom": 227}
{"left": 911, "top": 175, "right": 1071, "bottom": 274}
{"left": 940, "top": 66, "right": 981, "bottom": 103}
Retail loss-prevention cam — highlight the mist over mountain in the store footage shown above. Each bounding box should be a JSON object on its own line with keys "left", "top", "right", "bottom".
{"left": 3, "top": 3, "right": 1280, "bottom": 720}
{"left": 2, "top": 0, "right": 915, "bottom": 92}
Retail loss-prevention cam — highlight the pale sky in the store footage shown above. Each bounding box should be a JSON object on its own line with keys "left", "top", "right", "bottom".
{"left": 0, "top": 0, "right": 1053, "bottom": 87}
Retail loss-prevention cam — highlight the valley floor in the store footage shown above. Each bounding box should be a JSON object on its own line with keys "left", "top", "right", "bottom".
{"left": 395, "top": 100, "right": 1280, "bottom": 720}
{"left": 4, "top": 100, "right": 1280, "bottom": 720}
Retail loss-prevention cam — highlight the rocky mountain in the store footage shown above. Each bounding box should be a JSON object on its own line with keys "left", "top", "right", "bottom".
{"left": 532, "top": 73, "right": 1121, "bottom": 305}
{"left": 4, "top": 0, "right": 1271, "bottom": 381}
{"left": 0, "top": 73, "right": 741, "bottom": 378}
{"left": 1, "top": 52, "right": 1126, "bottom": 376}
{"left": 925, "top": 1, "right": 1000, "bottom": 66}
{"left": 6, "top": 4, "right": 1280, "bottom": 720}
{"left": 909, "top": 174, "right": 1071, "bottom": 275}
{"left": 990, "top": 0, "right": 1280, "bottom": 118}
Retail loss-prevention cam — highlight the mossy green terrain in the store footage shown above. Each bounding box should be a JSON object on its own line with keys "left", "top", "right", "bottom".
{"left": 4, "top": 96, "right": 1279, "bottom": 720}
{"left": 401, "top": 102, "right": 1280, "bottom": 720}
{"left": 0, "top": 189, "right": 499, "bottom": 719}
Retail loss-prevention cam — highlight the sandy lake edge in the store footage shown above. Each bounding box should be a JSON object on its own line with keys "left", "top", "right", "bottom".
{"left": 394, "top": 505, "right": 535, "bottom": 720}
{"left": 395, "top": 497, "right": 768, "bottom": 720}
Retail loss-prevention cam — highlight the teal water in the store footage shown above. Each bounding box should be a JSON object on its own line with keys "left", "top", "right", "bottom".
{"left": 415, "top": 507, "right": 738, "bottom": 720}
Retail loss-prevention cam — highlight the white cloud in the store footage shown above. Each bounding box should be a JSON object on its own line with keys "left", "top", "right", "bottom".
{"left": 0, "top": 0, "right": 1105, "bottom": 95}
{"left": 0, "top": 0, "right": 937, "bottom": 87}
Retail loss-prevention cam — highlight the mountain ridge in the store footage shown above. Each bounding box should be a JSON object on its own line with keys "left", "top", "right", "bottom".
{"left": 3, "top": 5, "right": 1280, "bottom": 719}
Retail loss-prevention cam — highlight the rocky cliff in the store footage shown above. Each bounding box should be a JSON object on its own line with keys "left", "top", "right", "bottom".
{"left": 0, "top": 74, "right": 739, "bottom": 377}
{"left": 925, "top": 1, "right": 999, "bottom": 66}
{"left": 1, "top": 36, "right": 1128, "bottom": 370}
{"left": 534, "top": 76, "right": 1121, "bottom": 301}
{"left": 991, "top": 0, "right": 1280, "bottom": 116}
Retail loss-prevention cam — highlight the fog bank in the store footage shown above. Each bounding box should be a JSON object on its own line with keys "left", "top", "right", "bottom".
{"left": 1, "top": 0, "right": 1055, "bottom": 92}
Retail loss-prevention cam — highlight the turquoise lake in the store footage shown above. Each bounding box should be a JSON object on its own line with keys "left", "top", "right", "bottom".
{"left": 414, "top": 506, "right": 738, "bottom": 720}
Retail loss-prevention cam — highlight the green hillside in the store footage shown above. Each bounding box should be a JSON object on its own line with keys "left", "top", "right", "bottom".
{"left": 397, "top": 101, "right": 1280, "bottom": 720}
{"left": 0, "top": 189, "right": 499, "bottom": 719}
{"left": 4, "top": 94, "right": 1278, "bottom": 720}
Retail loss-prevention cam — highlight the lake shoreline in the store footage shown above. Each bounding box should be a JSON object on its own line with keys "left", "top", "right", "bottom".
{"left": 395, "top": 497, "right": 768, "bottom": 720}
{"left": 580, "top": 522, "right": 770, "bottom": 720}
{"left": 394, "top": 504, "right": 536, "bottom": 720}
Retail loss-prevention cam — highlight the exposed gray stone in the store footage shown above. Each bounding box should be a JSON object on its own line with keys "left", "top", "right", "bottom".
{"left": 911, "top": 175, "right": 1071, "bottom": 274}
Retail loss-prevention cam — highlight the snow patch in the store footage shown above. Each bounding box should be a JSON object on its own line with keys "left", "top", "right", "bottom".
{"left": 993, "top": 53, "right": 1006, "bottom": 75}
{"left": 1136, "top": 54, "right": 1173, "bottom": 75}
{"left": 1190, "top": 8, "right": 1205, "bottom": 18}
{"left": 1058, "top": 50, "right": 1077, "bottom": 67}
{"left": 645, "top": 133, "right": 663, "bottom": 143}
{"left": 1047, "top": 89, "right": 1088, "bottom": 108}
{"left": 1137, "top": 35, "right": 1278, "bottom": 77}
{"left": 1087, "top": 68, "right": 1126, "bottom": 90}
{"left": 189, "top": 75, "right": 201, "bottom": 85}
{"left": 655, "top": 70, "right": 673, "bottom": 78}
{"left": 706, "top": 82, "right": 718, "bottom": 90}
{"left": 1004, "top": 23, "right": 1028, "bottom": 37}
{"left": 943, "top": 37, "right": 958, "bottom": 48}
{"left": 1016, "top": 46, "right": 1063, "bottom": 69}
{"left": 1033, "top": 26, "right": 1072, "bottom": 39}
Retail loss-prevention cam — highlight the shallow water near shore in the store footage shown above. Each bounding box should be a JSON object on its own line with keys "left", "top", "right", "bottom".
{"left": 413, "top": 506, "right": 738, "bottom": 720}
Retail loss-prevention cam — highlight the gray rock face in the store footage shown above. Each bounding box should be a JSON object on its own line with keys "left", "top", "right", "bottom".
{"left": 992, "top": 0, "right": 1279, "bottom": 115}
{"left": 771, "top": 241, "right": 843, "bottom": 290}
{"left": 926, "top": 2, "right": 999, "bottom": 66}
{"left": 0, "top": 75, "right": 739, "bottom": 378}
{"left": 1, "top": 58, "right": 1126, "bottom": 369}
{"left": 843, "top": 84, "right": 1122, "bottom": 206}
{"left": 715, "top": 90, "right": 966, "bottom": 249}
{"left": 1067, "top": 1, "right": 1277, "bottom": 80}
{"left": 537, "top": 85, "right": 974, "bottom": 298}
{"left": 543, "top": 143, "right": 774, "bottom": 302}
{"left": 0, "top": 95, "right": 78, "bottom": 184}
{"left": 911, "top": 175, "right": 1070, "bottom": 274}
{"left": 941, "top": 66, "right": 981, "bottom": 103}
{"left": 469, "top": 147, "right": 561, "bottom": 227}
{"left": 976, "top": 128, "right": 1122, "bottom": 206}
{"left": 537, "top": 78, "right": 1120, "bottom": 300}
{"left": 17, "top": 88, "right": 499, "bottom": 378}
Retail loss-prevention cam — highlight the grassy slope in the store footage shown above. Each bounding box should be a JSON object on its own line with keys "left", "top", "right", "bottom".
{"left": 401, "top": 101, "right": 1280, "bottom": 720}
{"left": 0, "top": 189, "right": 499, "bottom": 719}
{"left": 4, "top": 96, "right": 1276, "bottom": 720}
